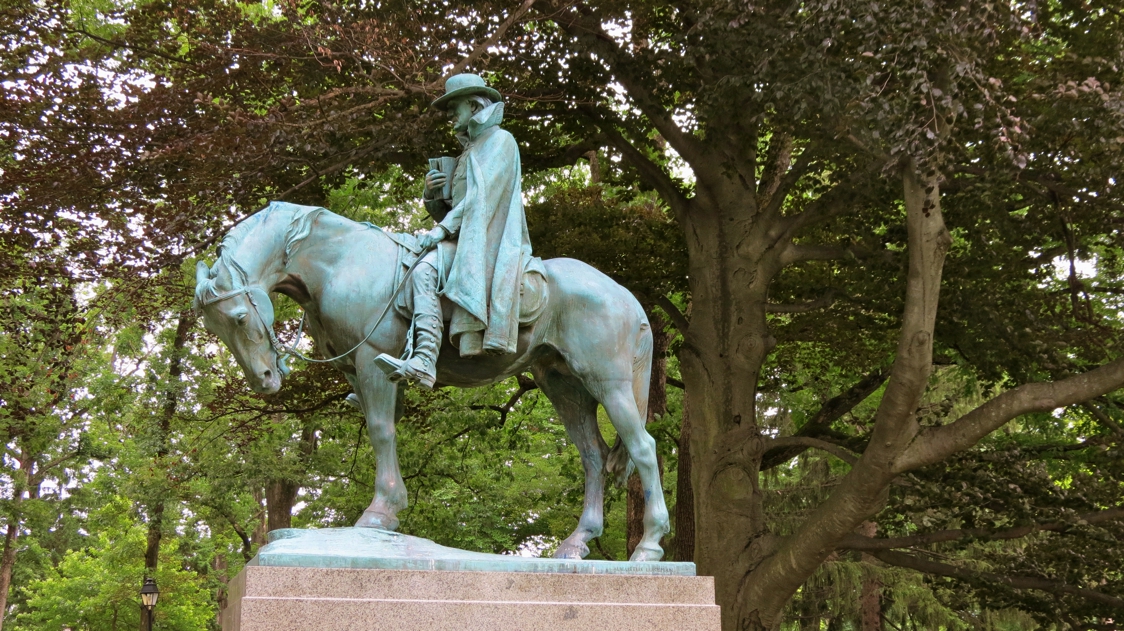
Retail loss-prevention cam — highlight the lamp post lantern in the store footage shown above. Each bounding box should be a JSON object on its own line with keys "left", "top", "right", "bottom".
{"left": 140, "top": 577, "right": 159, "bottom": 631}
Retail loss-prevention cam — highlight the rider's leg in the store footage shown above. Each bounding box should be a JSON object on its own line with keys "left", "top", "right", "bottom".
{"left": 374, "top": 257, "right": 443, "bottom": 389}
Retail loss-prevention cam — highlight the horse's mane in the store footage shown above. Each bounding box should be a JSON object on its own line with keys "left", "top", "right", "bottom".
{"left": 194, "top": 202, "right": 327, "bottom": 309}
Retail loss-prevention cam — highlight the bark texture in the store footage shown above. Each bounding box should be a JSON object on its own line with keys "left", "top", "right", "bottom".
{"left": 535, "top": 11, "right": 1124, "bottom": 627}
{"left": 680, "top": 190, "right": 780, "bottom": 631}
{"left": 674, "top": 392, "right": 694, "bottom": 562}
{"left": 266, "top": 479, "right": 299, "bottom": 532}
{"left": 858, "top": 522, "right": 883, "bottom": 631}
{"left": 0, "top": 521, "right": 18, "bottom": 630}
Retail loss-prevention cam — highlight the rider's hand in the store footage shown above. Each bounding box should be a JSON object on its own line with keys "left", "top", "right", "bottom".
{"left": 418, "top": 225, "right": 447, "bottom": 250}
{"left": 425, "top": 169, "right": 448, "bottom": 197}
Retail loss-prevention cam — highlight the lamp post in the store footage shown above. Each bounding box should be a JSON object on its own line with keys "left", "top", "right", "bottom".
{"left": 140, "top": 577, "right": 159, "bottom": 631}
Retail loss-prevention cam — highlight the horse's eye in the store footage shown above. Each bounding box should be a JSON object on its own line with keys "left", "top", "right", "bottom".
{"left": 235, "top": 312, "right": 248, "bottom": 325}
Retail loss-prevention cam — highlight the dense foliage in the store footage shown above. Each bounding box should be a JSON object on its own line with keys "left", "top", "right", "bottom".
{"left": 2, "top": 0, "right": 1122, "bottom": 630}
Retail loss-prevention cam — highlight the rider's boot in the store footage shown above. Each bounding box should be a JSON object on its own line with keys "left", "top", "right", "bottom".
{"left": 374, "top": 265, "right": 442, "bottom": 389}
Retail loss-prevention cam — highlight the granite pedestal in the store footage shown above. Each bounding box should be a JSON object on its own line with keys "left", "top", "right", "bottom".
{"left": 221, "top": 528, "right": 720, "bottom": 631}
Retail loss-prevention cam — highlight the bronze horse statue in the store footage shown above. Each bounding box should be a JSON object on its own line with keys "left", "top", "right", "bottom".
{"left": 194, "top": 202, "right": 669, "bottom": 561}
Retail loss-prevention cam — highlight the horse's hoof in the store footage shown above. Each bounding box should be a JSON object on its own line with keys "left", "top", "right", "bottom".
{"left": 628, "top": 542, "right": 664, "bottom": 562}
{"left": 355, "top": 510, "right": 398, "bottom": 531}
{"left": 552, "top": 540, "right": 590, "bottom": 560}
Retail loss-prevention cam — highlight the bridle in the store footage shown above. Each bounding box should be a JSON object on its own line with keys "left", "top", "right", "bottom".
{"left": 199, "top": 244, "right": 434, "bottom": 365}
{"left": 199, "top": 285, "right": 297, "bottom": 363}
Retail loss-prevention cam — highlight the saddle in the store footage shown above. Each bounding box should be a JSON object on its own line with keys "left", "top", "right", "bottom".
{"left": 380, "top": 229, "right": 549, "bottom": 327}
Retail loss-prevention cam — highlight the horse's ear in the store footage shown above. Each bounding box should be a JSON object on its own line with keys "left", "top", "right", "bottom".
{"left": 195, "top": 261, "right": 211, "bottom": 287}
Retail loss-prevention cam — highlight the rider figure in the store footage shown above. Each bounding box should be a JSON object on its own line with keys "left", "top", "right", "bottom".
{"left": 375, "top": 74, "right": 536, "bottom": 389}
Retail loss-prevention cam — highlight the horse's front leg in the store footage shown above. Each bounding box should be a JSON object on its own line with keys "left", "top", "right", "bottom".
{"left": 351, "top": 360, "right": 408, "bottom": 530}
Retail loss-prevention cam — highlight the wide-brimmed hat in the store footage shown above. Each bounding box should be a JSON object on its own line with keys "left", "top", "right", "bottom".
{"left": 431, "top": 74, "right": 503, "bottom": 110}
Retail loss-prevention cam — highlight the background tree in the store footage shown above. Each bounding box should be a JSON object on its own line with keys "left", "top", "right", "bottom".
{"left": 492, "top": 2, "right": 1124, "bottom": 627}
{"left": 2, "top": 0, "right": 1123, "bottom": 629}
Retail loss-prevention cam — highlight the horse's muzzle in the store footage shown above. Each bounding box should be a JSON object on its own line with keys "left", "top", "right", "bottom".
{"left": 253, "top": 367, "right": 282, "bottom": 394}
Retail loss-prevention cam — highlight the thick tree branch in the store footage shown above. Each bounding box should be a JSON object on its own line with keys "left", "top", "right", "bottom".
{"left": 840, "top": 507, "right": 1124, "bottom": 551}
{"left": 869, "top": 549, "right": 1124, "bottom": 610}
{"left": 778, "top": 243, "right": 898, "bottom": 269}
{"left": 527, "top": 138, "right": 604, "bottom": 170}
{"left": 1083, "top": 401, "right": 1124, "bottom": 436}
{"left": 773, "top": 157, "right": 891, "bottom": 246}
{"left": 865, "top": 166, "right": 949, "bottom": 450}
{"left": 742, "top": 165, "right": 949, "bottom": 624}
{"left": 757, "top": 133, "right": 794, "bottom": 209}
{"left": 779, "top": 244, "right": 850, "bottom": 266}
{"left": 760, "top": 369, "right": 888, "bottom": 470}
{"left": 760, "top": 149, "right": 815, "bottom": 224}
{"left": 895, "top": 357, "right": 1124, "bottom": 473}
{"left": 28, "top": 450, "right": 81, "bottom": 487}
{"left": 589, "top": 115, "right": 690, "bottom": 217}
{"left": 652, "top": 294, "right": 689, "bottom": 336}
{"left": 223, "top": 512, "right": 255, "bottom": 562}
{"left": 767, "top": 436, "right": 858, "bottom": 465}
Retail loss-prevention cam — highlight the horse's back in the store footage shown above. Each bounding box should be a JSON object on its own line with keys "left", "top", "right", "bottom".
{"left": 540, "top": 257, "right": 645, "bottom": 319}
{"left": 432, "top": 257, "right": 647, "bottom": 387}
{"left": 535, "top": 257, "right": 650, "bottom": 372}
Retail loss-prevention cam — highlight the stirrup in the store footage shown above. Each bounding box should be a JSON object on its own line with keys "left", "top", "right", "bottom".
{"left": 374, "top": 353, "right": 404, "bottom": 376}
{"left": 374, "top": 353, "right": 436, "bottom": 389}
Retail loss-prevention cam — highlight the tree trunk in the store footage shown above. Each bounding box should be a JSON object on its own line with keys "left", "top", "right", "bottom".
{"left": 679, "top": 203, "right": 778, "bottom": 631}
{"left": 625, "top": 474, "right": 643, "bottom": 559}
{"left": 139, "top": 313, "right": 194, "bottom": 631}
{"left": 141, "top": 500, "right": 165, "bottom": 631}
{"left": 859, "top": 522, "right": 883, "bottom": 631}
{"left": 674, "top": 391, "right": 694, "bottom": 562}
{"left": 0, "top": 463, "right": 39, "bottom": 629}
{"left": 251, "top": 487, "right": 267, "bottom": 546}
{"left": 214, "top": 554, "right": 229, "bottom": 627}
{"left": 144, "top": 502, "right": 165, "bottom": 573}
{"left": 0, "top": 521, "right": 19, "bottom": 630}
{"left": 266, "top": 479, "right": 299, "bottom": 532}
{"left": 734, "top": 166, "right": 950, "bottom": 628}
{"left": 627, "top": 313, "right": 670, "bottom": 558}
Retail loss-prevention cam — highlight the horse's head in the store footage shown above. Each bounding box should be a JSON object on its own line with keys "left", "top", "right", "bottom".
{"left": 194, "top": 260, "right": 289, "bottom": 394}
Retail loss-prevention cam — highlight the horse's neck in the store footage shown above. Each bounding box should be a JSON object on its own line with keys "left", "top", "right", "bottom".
{"left": 223, "top": 211, "right": 292, "bottom": 290}
{"left": 272, "top": 210, "right": 400, "bottom": 302}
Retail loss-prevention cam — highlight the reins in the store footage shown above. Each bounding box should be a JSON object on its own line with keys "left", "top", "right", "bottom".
{"left": 201, "top": 244, "right": 434, "bottom": 365}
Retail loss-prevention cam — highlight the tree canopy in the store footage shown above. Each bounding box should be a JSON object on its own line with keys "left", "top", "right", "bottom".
{"left": 2, "top": 0, "right": 1123, "bottom": 629}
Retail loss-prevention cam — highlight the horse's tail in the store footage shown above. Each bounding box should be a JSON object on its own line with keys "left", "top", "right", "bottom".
{"left": 605, "top": 311, "right": 653, "bottom": 487}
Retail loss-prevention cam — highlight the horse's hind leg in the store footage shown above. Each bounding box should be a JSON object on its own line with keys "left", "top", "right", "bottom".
{"left": 597, "top": 383, "right": 670, "bottom": 562}
{"left": 533, "top": 367, "right": 608, "bottom": 560}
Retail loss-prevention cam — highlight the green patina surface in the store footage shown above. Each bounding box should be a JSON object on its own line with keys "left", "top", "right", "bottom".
{"left": 251, "top": 528, "right": 696, "bottom": 577}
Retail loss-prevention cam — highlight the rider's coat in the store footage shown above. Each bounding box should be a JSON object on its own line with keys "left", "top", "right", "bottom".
{"left": 424, "top": 102, "right": 538, "bottom": 356}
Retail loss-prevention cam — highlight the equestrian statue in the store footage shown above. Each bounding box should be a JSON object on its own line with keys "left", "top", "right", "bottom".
{"left": 192, "top": 75, "right": 670, "bottom": 562}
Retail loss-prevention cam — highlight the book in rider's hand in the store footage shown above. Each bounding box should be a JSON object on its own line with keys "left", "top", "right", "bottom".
{"left": 427, "top": 156, "right": 456, "bottom": 202}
